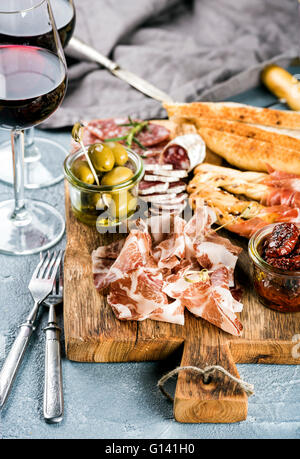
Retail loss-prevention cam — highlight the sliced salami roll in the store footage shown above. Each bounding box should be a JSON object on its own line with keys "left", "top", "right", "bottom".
{"left": 162, "top": 134, "right": 206, "bottom": 171}
{"left": 140, "top": 192, "right": 177, "bottom": 203}
{"left": 144, "top": 174, "right": 179, "bottom": 183}
{"left": 139, "top": 180, "right": 169, "bottom": 195}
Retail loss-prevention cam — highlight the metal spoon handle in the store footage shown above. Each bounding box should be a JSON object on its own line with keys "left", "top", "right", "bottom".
{"left": 43, "top": 308, "right": 63, "bottom": 423}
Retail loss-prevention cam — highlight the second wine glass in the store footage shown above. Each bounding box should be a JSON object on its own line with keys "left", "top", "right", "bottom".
{"left": 0, "top": 0, "right": 75, "bottom": 189}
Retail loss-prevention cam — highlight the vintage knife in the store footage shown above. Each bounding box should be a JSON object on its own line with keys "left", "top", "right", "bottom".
{"left": 68, "top": 37, "right": 174, "bottom": 104}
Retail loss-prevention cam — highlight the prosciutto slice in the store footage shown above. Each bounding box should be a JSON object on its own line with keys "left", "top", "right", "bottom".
{"left": 163, "top": 266, "right": 243, "bottom": 335}
{"left": 92, "top": 206, "right": 243, "bottom": 334}
{"left": 92, "top": 229, "right": 154, "bottom": 291}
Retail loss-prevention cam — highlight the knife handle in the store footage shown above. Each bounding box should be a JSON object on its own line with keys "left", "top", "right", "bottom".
{"left": 43, "top": 315, "right": 63, "bottom": 423}
{"left": 69, "top": 37, "right": 118, "bottom": 72}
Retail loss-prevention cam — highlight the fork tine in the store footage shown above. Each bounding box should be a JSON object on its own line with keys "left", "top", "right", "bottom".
{"left": 38, "top": 251, "right": 52, "bottom": 279}
{"left": 31, "top": 252, "right": 48, "bottom": 280}
{"left": 54, "top": 256, "right": 63, "bottom": 295}
{"left": 49, "top": 250, "right": 64, "bottom": 284}
{"left": 58, "top": 257, "right": 64, "bottom": 295}
{"left": 43, "top": 251, "right": 58, "bottom": 279}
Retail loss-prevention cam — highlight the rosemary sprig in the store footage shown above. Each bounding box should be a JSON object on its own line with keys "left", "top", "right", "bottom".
{"left": 103, "top": 118, "right": 149, "bottom": 150}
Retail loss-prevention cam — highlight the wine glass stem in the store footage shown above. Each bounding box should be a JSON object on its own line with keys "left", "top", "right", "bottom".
{"left": 24, "top": 127, "right": 41, "bottom": 162}
{"left": 11, "top": 129, "right": 29, "bottom": 222}
{"left": 25, "top": 127, "right": 34, "bottom": 148}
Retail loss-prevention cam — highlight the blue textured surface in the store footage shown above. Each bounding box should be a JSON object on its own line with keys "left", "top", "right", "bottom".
{"left": 1, "top": 86, "right": 300, "bottom": 439}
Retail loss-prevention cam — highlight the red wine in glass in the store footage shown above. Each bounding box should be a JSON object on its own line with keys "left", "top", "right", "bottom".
{"left": 0, "top": 1, "right": 75, "bottom": 190}
{"left": 0, "top": 0, "right": 67, "bottom": 256}
{"left": 0, "top": 45, "right": 67, "bottom": 129}
{"left": 0, "top": 0, "right": 75, "bottom": 48}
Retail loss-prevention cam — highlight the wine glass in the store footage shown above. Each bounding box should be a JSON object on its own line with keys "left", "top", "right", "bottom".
{"left": 0, "top": 0, "right": 75, "bottom": 189}
{"left": 0, "top": 0, "right": 67, "bottom": 255}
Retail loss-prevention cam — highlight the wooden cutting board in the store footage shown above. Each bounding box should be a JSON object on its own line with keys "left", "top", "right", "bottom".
{"left": 64, "top": 183, "right": 300, "bottom": 423}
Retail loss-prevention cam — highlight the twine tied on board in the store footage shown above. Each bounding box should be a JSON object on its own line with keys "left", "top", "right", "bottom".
{"left": 158, "top": 365, "right": 254, "bottom": 401}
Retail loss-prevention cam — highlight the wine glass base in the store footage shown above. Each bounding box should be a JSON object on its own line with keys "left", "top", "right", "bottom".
{"left": 0, "top": 199, "right": 65, "bottom": 255}
{"left": 0, "top": 137, "right": 68, "bottom": 189}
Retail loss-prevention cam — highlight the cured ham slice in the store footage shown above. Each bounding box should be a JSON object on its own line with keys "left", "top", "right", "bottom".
{"left": 219, "top": 206, "right": 300, "bottom": 238}
{"left": 92, "top": 206, "right": 243, "bottom": 335}
{"left": 148, "top": 299, "right": 185, "bottom": 325}
{"left": 152, "top": 216, "right": 186, "bottom": 269}
{"left": 93, "top": 229, "right": 154, "bottom": 291}
{"left": 107, "top": 268, "right": 169, "bottom": 320}
{"left": 92, "top": 239, "right": 125, "bottom": 259}
{"left": 163, "top": 266, "right": 243, "bottom": 336}
{"left": 183, "top": 206, "right": 242, "bottom": 285}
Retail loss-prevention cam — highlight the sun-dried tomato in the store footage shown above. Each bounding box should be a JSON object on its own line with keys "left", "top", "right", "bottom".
{"left": 265, "top": 223, "right": 299, "bottom": 258}
{"left": 265, "top": 255, "right": 300, "bottom": 270}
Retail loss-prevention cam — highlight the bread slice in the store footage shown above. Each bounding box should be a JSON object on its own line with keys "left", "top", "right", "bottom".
{"left": 179, "top": 116, "right": 300, "bottom": 151}
{"left": 164, "top": 101, "right": 300, "bottom": 130}
{"left": 197, "top": 126, "right": 300, "bottom": 174}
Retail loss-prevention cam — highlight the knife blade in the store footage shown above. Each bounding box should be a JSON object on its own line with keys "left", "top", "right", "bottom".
{"left": 68, "top": 37, "right": 174, "bottom": 104}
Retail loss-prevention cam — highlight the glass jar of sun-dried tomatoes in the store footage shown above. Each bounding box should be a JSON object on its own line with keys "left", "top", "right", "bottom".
{"left": 249, "top": 224, "right": 300, "bottom": 312}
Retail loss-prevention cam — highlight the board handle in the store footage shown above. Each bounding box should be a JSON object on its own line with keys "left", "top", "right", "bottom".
{"left": 174, "top": 321, "right": 248, "bottom": 423}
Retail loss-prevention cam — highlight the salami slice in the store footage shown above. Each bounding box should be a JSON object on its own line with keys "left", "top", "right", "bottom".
{"left": 138, "top": 124, "right": 170, "bottom": 146}
{"left": 149, "top": 201, "right": 187, "bottom": 215}
{"left": 82, "top": 119, "right": 170, "bottom": 148}
{"left": 139, "top": 180, "right": 169, "bottom": 195}
{"left": 144, "top": 164, "right": 173, "bottom": 171}
{"left": 167, "top": 181, "right": 187, "bottom": 194}
{"left": 153, "top": 200, "right": 186, "bottom": 210}
{"left": 140, "top": 192, "right": 177, "bottom": 203}
{"left": 144, "top": 174, "right": 179, "bottom": 183}
{"left": 146, "top": 169, "right": 187, "bottom": 178}
{"left": 152, "top": 193, "right": 187, "bottom": 206}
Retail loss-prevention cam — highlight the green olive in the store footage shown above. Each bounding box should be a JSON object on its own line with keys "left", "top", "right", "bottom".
{"left": 71, "top": 159, "right": 94, "bottom": 184}
{"left": 101, "top": 166, "right": 133, "bottom": 186}
{"left": 89, "top": 192, "right": 102, "bottom": 208}
{"left": 109, "top": 142, "right": 128, "bottom": 166}
{"left": 88, "top": 143, "right": 115, "bottom": 172}
{"left": 109, "top": 191, "right": 137, "bottom": 219}
{"left": 89, "top": 192, "right": 112, "bottom": 210}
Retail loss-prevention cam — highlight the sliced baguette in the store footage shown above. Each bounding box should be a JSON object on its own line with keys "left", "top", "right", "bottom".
{"left": 164, "top": 101, "right": 300, "bottom": 130}
{"left": 180, "top": 116, "right": 300, "bottom": 152}
{"left": 197, "top": 127, "right": 300, "bottom": 174}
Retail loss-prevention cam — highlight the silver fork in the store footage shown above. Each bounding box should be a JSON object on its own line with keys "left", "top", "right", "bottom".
{"left": 43, "top": 258, "right": 64, "bottom": 423}
{"left": 0, "top": 250, "right": 64, "bottom": 408}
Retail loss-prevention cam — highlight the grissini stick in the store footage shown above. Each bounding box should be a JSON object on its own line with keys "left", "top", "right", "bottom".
{"left": 261, "top": 65, "right": 300, "bottom": 111}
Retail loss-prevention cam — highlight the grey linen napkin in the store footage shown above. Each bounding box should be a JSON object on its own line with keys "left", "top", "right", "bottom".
{"left": 44, "top": 0, "right": 300, "bottom": 128}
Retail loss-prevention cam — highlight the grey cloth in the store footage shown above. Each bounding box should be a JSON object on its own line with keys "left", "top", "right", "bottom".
{"left": 44, "top": 0, "right": 300, "bottom": 128}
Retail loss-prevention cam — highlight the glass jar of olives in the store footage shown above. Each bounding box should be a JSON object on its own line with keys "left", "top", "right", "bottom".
{"left": 64, "top": 143, "right": 144, "bottom": 228}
